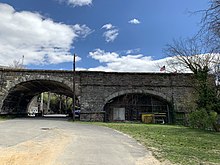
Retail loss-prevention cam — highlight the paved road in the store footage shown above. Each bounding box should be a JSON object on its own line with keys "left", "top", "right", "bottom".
{"left": 0, "top": 118, "right": 152, "bottom": 165}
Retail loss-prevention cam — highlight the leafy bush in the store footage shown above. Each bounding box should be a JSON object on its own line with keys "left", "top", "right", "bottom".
{"left": 189, "top": 108, "right": 218, "bottom": 130}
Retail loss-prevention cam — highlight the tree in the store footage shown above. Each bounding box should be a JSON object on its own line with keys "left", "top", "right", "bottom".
{"left": 164, "top": 37, "right": 219, "bottom": 73}
{"left": 163, "top": 0, "right": 220, "bottom": 131}
{"left": 43, "top": 92, "right": 74, "bottom": 114}
{"left": 9, "top": 56, "right": 25, "bottom": 69}
{"left": 200, "top": 0, "right": 220, "bottom": 52}
{"left": 164, "top": 37, "right": 220, "bottom": 131}
{"left": 9, "top": 60, "right": 25, "bottom": 69}
{"left": 203, "top": 0, "right": 220, "bottom": 37}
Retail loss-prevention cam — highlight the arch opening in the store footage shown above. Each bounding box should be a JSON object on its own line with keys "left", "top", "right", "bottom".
{"left": 1, "top": 80, "right": 78, "bottom": 117}
{"left": 104, "top": 93, "right": 172, "bottom": 123}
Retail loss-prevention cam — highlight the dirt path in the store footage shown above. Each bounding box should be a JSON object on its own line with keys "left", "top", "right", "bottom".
{"left": 0, "top": 119, "right": 170, "bottom": 165}
{"left": 0, "top": 128, "right": 71, "bottom": 165}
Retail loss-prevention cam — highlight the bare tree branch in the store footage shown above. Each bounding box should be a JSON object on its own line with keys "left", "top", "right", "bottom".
{"left": 9, "top": 60, "right": 25, "bottom": 69}
{"left": 200, "top": 0, "right": 220, "bottom": 52}
{"left": 164, "top": 37, "right": 220, "bottom": 74}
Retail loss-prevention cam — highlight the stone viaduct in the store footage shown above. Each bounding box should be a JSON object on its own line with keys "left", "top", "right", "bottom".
{"left": 0, "top": 68, "right": 195, "bottom": 122}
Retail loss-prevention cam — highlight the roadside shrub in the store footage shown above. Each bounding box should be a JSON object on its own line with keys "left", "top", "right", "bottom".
{"left": 189, "top": 108, "right": 218, "bottom": 131}
{"left": 212, "top": 113, "right": 220, "bottom": 132}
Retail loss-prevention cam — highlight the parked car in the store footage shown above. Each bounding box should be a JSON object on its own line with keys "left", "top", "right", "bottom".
{"left": 75, "top": 110, "right": 80, "bottom": 118}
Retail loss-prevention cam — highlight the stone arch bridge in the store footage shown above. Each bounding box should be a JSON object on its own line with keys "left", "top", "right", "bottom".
{"left": 0, "top": 68, "right": 195, "bottom": 122}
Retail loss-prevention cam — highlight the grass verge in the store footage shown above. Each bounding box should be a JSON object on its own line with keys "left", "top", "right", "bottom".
{"left": 89, "top": 122, "right": 220, "bottom": 165}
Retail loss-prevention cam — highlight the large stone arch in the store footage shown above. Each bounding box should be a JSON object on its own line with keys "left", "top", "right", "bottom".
{"left": 5, "top": 75, "right": 72, "bottom": 92}
{"left": 0, "top": 76, "right": 73, "bottom": 114}
{"left": 104, "top": 89, "right": 171, "bottom": 106}
{"left": 103, "top": 89, "right": 172, "bottom": 122}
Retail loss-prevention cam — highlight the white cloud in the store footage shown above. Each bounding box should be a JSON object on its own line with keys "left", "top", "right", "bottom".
{"left": 126, "top": 48, "right": 141, "bottom": 54}
{"left": 128, "top": 18, "right": 141, "bottom": 24}
{"left": 88, "top": 49, "right": 220, "bottom": 73}
{"left": 103, "top": 29, "right": 119, "bottom": 42}
{"left": 89, "top": 49, "right": 119, "bottom": 62}
{"left": 72, "top": 24, "right": 93, "bottom": 38}
{"left": 0, "top": 3, "right": 92, "bottom": 66}
{"left": 101, "top": 23, "right": 119, "bottom": 42}
{"left": 88, "top": 49, "right": 169, "bottom": 72}
{"left": 102, "top": 24, "right": 114, "bottom": 30}
{"left": 62, "top": 0, "right": 92, "bottom": 6}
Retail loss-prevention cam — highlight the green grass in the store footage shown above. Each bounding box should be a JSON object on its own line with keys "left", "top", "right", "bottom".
{"left": 0, "top": 115, "right": 15, "bottom": 120}
{"left": 0, "top": 116, "right": 7, "bottom": 120}
{"left": 89, "top": 122, "right": 220, "bottom": 165}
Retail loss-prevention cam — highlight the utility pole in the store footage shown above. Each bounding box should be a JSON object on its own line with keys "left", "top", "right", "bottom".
{"left": 72, "top": 54, "right": 76, "bottom": 121}
{"left": 40, "top": 92, "right": 44, "bottom": 116}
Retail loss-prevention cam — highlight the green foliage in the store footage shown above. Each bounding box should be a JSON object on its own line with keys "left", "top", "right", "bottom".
{"left": 42, "top": 92, "right": 73, "bottom": 114}
{"left": 174, "top": 112, "right": 189, "bottom": 126}
{"left": 0, "top": 115, "right": 15, "bottom": 120}
{"left": 196, "top": 83, "right": 219, "bottom": 113}
{"left": 189, "top": 69, "right": 220, "bottom": 131}
{"left": 189, "top": 109, "right": 218, "bottom": 130}
{"left": 90, "top": 122, "right": 220, "bottom": 165}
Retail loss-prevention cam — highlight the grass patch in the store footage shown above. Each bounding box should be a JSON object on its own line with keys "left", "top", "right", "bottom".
{"left": 0, "top": 115, "right": 15, "bottom": 120}
{"left": 89, "top": 122, "right": 220, "bottom": 165}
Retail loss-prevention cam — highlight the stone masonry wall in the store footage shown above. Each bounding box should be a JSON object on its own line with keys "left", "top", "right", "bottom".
{"left": 79, "top": 72, "right": 195, "bottom": 121}
{"left": 0, "top": 68, "right": 196, "bottom": 121}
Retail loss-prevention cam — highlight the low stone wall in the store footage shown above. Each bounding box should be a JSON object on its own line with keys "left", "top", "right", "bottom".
{"left": 80, "top": 111, "right": 105, "bottom": 122}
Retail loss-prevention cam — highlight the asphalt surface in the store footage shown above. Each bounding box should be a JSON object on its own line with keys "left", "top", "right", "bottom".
{"left": 0, "top": 118, "right": 151, "bottom": 165}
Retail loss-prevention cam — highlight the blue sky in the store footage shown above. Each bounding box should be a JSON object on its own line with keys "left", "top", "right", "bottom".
{"left": 0, "top": 0, "right": 209, "bottom": 72}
